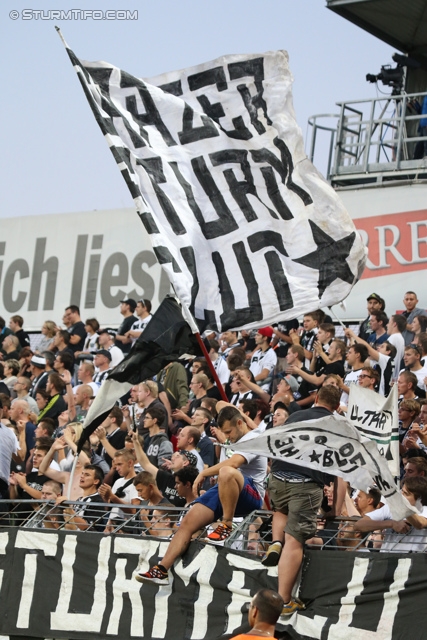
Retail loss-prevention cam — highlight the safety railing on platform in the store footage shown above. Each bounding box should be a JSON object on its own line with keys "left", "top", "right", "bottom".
{"left": 1, "top": 502, "right": 425, "bottom": 554}
{"left": 307, "top": 91, "right": 427, "bottom": 185}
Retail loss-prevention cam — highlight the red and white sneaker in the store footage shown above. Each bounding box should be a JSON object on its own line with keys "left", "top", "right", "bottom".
{"left": 204, "top": 522, "right": 233, "bottom": 545}
{"left": 135, "top": 564, "right": 169, "bottom": 585}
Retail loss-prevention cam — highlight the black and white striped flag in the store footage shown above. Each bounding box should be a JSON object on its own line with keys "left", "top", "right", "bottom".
{"left": 60, "top": 34, "right": 367, "bottom": 332}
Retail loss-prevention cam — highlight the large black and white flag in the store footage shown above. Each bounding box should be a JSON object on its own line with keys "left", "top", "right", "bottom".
{"left": 61, "top": 34, "right": 367, "bottom": 331}
{"left": 348, "top": 383, "right": 399, "bottom": 478}
{"left": 229, "top": 414, "right": 415, "bottom": 520}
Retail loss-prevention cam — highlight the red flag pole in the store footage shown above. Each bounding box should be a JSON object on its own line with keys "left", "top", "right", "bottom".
{"left": 180, "top": 300, "right": 229, "bottom": 402}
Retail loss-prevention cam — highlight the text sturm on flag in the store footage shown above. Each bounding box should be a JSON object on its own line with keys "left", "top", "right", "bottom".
{"left": 62, "top": 41, "right": 367, "bottom": 331}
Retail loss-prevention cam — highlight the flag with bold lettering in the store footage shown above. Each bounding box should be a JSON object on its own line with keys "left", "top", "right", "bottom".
{"left": 228, "top": 414, "right": 414, "bottom": 520}
{"left": 61, "top": 34, "right": 367, "bottom": 331}
{"left": 347, "top": 384, "right": 399, "bottom": 478}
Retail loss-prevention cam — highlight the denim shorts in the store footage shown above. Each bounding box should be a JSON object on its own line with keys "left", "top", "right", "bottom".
{"left": 194, "top": 476, "right": 263, "bottom": 521}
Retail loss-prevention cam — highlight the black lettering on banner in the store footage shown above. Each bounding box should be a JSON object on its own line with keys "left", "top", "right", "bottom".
{"left": 188, "top": 66, "right": 253, "bottom": 141}
{"left": 212, "top": 242, "right": 262, "bottom": 328}
{"left": 228, "top": 58, "right": 272, "bottom": 135}
{"left": 210, "top": 149, "right": 278, "bottom": 223}
{"left": 153, "top": 246, "right": 182, "bottom": 273}
{"left": 373, "top": 475, "right": 391, "bottom": 492}
{"left": 120, "top": 71, "right": 178, "bottom": 147}
{"left": 178, "top": 102, "right": 220, "bottom": 145}
{"left": 339, "top": 443, "right": 354, "bottom": 457}
{"left": 251, "top": 139, "right": 313, "bottom": 216}
{"left": 323, "top": 450, "right": 334, "bottom": 467}
{"left": 3, "top": 259, "right": 29, "bottom": 312}
{"left": 315, "top": 436, "right": 327, "bottom": 445}
{"left": 273, "top": 436, "right": 299, "bottom": 458}
{"left": 349, "top": 453, "right": 366, "bottom": 466}
{"left": 29, "top": 239, "right": 58, "bottom": 311}
{"left": 158, "top": 80, "right": 183, "bottom": 96}
{"left": 110, "top": 148, "right": 141, "bottom": 200}
{"left": 247, "top": 231, "right": 293, "bottom": 312}
{"left": 136, "top": 157, "right": 186, "bottom": 236}
{"left": 138, "top": 210, "right": 160, "bottom": 235}
{"left": 191, "top": 156, "right": 239, "bottom": 239}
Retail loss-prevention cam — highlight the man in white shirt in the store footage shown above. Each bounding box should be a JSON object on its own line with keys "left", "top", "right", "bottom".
{"left": 99, "top": 449, "right": 138, "bottom": 532}
{"left": 125, "top": 299, "right": 152, "bottom": 346}
{"left": 354, "top": 476, "right": 427, "bottom": 552}
{"left": 98, "top": 329, "right": 124, "bottom": 368}
{"left": 250, "top": 328, "right": 277, "bottom": 392}
{"left": 136, "top": 405, "right": 266, "bottom": 585}
{"left": 386, "top": 314, "right": 406, "bottom": 377}
{"left": 400, "top": 344, "right": 427, "bottom": 391}
{"left": 340, "top": 343, "right": 369, "bottom": 408}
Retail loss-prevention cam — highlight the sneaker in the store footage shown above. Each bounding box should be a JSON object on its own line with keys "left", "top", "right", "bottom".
{"left": 261, "top": 541, "right": 283, "bottom": 566}
{"left": 280, "top": 598, "right": 305, "bottom": 616}
{"left": 135, "top": 564, "right": 169, "bottom": 585}
{"left": 204, "top": 522, "right": 233, "bottom": 544}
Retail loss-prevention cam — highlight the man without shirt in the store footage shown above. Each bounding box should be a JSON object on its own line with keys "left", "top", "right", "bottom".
{"left": 135, "top": 404, "right": 266, "bottom": 584}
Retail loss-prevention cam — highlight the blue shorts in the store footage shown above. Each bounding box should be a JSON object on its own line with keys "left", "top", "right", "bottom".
{"left": 194, "top": 476, "right": 262, "bottom": 521}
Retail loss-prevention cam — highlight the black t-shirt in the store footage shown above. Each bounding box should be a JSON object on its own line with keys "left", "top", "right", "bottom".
{"left": 156, "top": 469, "right": 186, "bottom": 507}
{"left": 68, "top": 321, "right": 86, "bottom": 353}
{"left": 206, "top": 385, "right": 222, "bottom": 401}
{"left": 17, "top": 471, "right": 50, "bottom": 500}
{"left": 116, "top": 315, "right": 137, "bottom": 354}
{"left": 42, "top": 395, "right": 67, "bottom": 427}
{"left": 14, "top": 329, "right": 31, "bottom": 350}
{"left": 293, "top": 366, "right": 315, "bottom": 400}
{"left": 273, "top": 319, "right": 299, "bottom": 357}
{"left": 96, "top": 428, "right": 126, "bottom": 467}
{"left": 75, "top": 492, "right": 105, "bottom": 531}
{"left": 316, "top": 360, "right": 345, "bottom": 379}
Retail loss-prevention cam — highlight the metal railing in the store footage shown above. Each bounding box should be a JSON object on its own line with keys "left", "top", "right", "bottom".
{"left": 1, "top": 501, "right": 425, "bottom": 554}
{"left": 307, "top": 91, "right": 427, "bottom": 185}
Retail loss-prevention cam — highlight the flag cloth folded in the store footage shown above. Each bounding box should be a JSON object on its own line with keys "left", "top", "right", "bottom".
{"left": 77, "top": 296, "right": 202, "bottom": 450}
{"left": 227, "top": 414, "right": 415, "bottom": 520}
{"left": 347, "top": 383, "right": 399, "bottom": 478}
{"left": 60, "top": 35, "right": 367, "bottom": 332}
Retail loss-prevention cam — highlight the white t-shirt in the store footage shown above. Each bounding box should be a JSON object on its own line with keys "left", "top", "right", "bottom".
{"left": 130, "top": 315, "right": 152, "bottom": 345}
{"left": 250, "top": 347, "right": 277, "bottom": 391}
{"left": 108, "top": 345, "right": 125, "bottom": 368}
{"left": 399, "top": 365, "right": 427, "bottom": 391}
{"left": 340, "top": 369, "right": 362, "bottom": 407}
{"left": 388, "top": 333, "right": 405, "bottom": 379}
{"left": 225, "top": 430, "right": 267, "bottom": 499}
{"left": 367, "top": 503, "right": 427, "bottom": 552}
{"left": 212, "top": 355, "right": 230, "bottom": 385}
{"left": 109, "top": 476, "right": 139, "bottom": 521}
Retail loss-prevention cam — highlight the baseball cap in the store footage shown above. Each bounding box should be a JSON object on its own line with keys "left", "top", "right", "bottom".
{"left": 277, "top": 373, "right": 299, "bottom": 392}
{"left": 367, "top": 293, "right": 382, "bottom": 303}
{"left": 95, "top": 349, "right": 112, "bottom": 361}
{"left": 257, "top": 327, "right": 274, "bottom": 338}
{"left": 30, "top": 355, "right": 46, "bottom": 368}
{"left": 120, "top": 298, "right": 137, "bottom": 311}
{"left": 180, "top": 450, "right": 198, "bottom": 467}
{"left": 98, "top": 328, "right": 117, "bottom": 338}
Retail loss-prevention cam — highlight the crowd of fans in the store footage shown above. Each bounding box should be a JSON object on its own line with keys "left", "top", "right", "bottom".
{"left": 1, "top": 291, "right": 427, "bottom": 617}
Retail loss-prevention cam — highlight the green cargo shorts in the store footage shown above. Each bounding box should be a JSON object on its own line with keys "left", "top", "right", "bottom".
{"left": 268, "top": 474, "right": 323, "bottom": 544}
